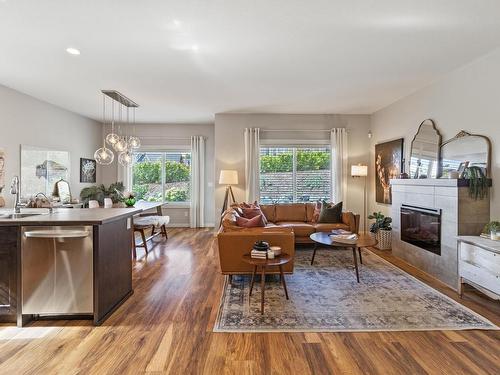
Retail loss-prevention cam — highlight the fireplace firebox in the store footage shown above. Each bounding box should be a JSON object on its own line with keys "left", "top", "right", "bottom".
{"left": 400, "top": 204, "right": 441, "bottom": 255}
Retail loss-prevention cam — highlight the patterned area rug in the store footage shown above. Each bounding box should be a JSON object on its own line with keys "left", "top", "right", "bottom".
{"left": 214, "top": 248, "right": 498, "bottom": 332}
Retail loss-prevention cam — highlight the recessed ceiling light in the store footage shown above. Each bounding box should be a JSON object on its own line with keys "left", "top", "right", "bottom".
{"left": 66, "top": 47, "right": 80, "bottom": 55}
{"left": 172, "top": 19, "right": 181, "bottom": 27}
{"left": 191, "top": 45, "right": 199, "bottom": 52}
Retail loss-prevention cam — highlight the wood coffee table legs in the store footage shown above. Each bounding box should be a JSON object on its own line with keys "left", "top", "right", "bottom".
{"left": 352, "top": 247, "right": 360, "bottom": 283}
{"left": 311, "top": 244, "right": 361, "bottom": 282}
{"left": 279, "top": 265, "right": 289, "bottom": 300}
{"left": 310, "top": 244, "right": 318, "bottom": 265}
{"left": 260, "top": 266, "right": 266, "bottom": 314}
{"left": 248, "top": 264, "right": 289, "bottom": 314}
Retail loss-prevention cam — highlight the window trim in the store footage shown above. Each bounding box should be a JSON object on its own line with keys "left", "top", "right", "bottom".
{"left": 132, "top": 149, "right": 192, "bottom": 206}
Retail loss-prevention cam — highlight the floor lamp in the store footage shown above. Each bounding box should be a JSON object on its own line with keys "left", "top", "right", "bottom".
{"left": 219, "top": 170, "right": 238, "bottom": 220}
{"left": 351, "top": 164, "right": 368, "bottom": 234}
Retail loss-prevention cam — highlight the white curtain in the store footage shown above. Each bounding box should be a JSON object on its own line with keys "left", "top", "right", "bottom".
{"left": 244, "top": 128, "right": 260, "bottom": 202}
{"left": 190, "top": 135, "right": 205, "bottom": 228}
{"left": 331, "top": 128, "right": 348, "bottom": 204}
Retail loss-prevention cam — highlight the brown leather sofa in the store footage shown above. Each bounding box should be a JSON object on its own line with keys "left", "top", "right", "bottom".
{"left": 217, "top": 203, "right": 359, "bottom": 275}
{"left": 260, "top": 203, "right": 359, "bottom": 243}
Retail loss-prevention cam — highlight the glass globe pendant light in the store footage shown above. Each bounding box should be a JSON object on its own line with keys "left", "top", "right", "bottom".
{"left": 113, "top": 136, "right": 128, "bottom": 152}
{"left": 94, "top": 144, "right": 114, "bottom": 165}
{"left": 118, "top": 149, "right": 133, "bottom": 166}
{"left": 105, "top": 99, "right": 120, "bottom": 146}
{"left": 127, "top": 107, "right": 141, "bottom": 149}
{"left": 95, "top": 95, "right": 115, "bottom": 165}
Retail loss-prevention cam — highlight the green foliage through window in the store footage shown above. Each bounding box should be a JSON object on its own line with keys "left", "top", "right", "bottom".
{"left": 132, "top": 152, "right": 191, "bottom": 203}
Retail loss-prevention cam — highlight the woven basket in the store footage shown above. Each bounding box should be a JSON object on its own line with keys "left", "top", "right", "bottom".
{"left": 375, "top": 229, "right": 392, "bottom": 250}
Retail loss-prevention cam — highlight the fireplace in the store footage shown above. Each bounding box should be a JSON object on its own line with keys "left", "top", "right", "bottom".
{"left": 400, "top": 204, "right": 441, "bottom": 255}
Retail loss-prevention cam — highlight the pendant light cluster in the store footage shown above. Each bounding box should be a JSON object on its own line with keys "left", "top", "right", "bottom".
{"left": 94, "top": 90, "right": 141, "bottom": 166}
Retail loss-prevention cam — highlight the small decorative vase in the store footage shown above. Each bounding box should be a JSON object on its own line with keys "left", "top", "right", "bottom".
{"left": 491, "top": 231, "right": 500, "bottom": 241}
{"left": 104, "top": 198, "right": 113, "bottom": 208}
{"left": 125, "top": 197, "right": 136, "bottom": 207}
{"left": 376, "top": 229, "right": 392, "bottom": 250}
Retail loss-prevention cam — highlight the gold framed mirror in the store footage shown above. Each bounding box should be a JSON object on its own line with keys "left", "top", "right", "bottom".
{"left": 409, "top": 119, "right": 442, "bottom": 179}
{"left": 439, "top": 131, "right": 491, "bottom": 178}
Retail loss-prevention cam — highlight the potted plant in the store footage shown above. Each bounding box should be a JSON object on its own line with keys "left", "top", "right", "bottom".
{"left": 463, "top": 166, "right": 488, "bottom": 200}
{"left": 121, "top": 191, "right": 137, "bottom": 207}
{"left": 483, "top": 221, "right": 500, "bottom": 241}
{"left": 80, "top": 182, "right": 125, "bottom": 207}
{"left": 368, "top": 211, "right": 393, "bottom": 250}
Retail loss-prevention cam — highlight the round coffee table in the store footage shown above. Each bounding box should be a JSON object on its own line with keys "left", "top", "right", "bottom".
{"left": 241, "top": 253, "right": 292, "bottom": 314}
{"left": 309, "top": 232, "right": 377, "bottom": 282}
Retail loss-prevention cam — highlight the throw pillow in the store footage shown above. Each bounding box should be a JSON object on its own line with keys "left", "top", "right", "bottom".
{"left": 236, "top": 214, "right": 266, "bottom": 228}
{"left": 241, "top": 207, "right": 268, "bottom": 224}
{"left": 318, "top": 201, "right": 343, "bottom": 223}
{"left": 312, "top": 201, "right": 322, "bottom": 223}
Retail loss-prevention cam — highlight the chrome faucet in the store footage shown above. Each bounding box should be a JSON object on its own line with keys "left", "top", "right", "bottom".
{"left": 10, "top": 176, "right": 21, "bottom": 213}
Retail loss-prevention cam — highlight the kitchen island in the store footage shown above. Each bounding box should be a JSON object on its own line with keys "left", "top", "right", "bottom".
{"left": 0, "top": 207, "right": 142, "bottom": 327}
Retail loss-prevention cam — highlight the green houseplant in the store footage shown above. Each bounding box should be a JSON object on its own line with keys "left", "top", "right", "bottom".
{"left": 483, "top": 220, "right": 500, "bottom": 240}
{"left": 368, "top": 212, "right": 393, "bottom": 250}
{"left": 80, "top": 182, "right": 125, "bottom": 207}
{"left": 463, "top": 166, "right": 488, "bottom": 200}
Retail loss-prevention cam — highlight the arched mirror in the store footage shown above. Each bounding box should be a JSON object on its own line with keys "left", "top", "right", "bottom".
{"left": 439, "top": 131, "right": 491, "bottom": 178}
{"left": 409, "top": 119, "right": 442, "bottom": 178}
{"left": 53, "top": 179, "right": 72, "bottom": 204}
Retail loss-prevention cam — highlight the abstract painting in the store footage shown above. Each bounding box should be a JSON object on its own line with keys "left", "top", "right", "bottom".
{"left": 80, "top": 158, "right": 97, "bottom": 183}
{"left": 21, "top": 145, "right": 70, "bottom": 198}
{"left": 375, "top": 138, "right": 403, "bottom": 204}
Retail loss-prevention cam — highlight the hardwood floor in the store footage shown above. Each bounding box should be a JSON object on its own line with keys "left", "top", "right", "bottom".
{"left": 0, "top": 228, "right": 499, "bottom": 374}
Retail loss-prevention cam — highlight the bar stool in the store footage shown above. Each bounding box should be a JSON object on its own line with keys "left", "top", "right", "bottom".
{"left": 132, "top": 215, "right": 170, "bottom": 258}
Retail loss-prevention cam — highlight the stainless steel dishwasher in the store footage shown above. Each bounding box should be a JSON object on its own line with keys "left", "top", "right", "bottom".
{"left": 21, "top": 226, "right": 93, "bottom": 315}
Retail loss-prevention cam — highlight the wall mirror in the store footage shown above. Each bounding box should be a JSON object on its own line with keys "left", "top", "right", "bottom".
{"left": 439, "top": 131, "right": 491, "bottom": 178}
{"left": 409, "top": 119, "right": 442, "bottom": 178}
{"left": 53, "top": 179, "right": 72, "bottom": 204}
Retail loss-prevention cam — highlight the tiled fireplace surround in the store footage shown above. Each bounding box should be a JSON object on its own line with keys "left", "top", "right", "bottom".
{"left": 390, "top": 179, "right": 490, "bottom": 289}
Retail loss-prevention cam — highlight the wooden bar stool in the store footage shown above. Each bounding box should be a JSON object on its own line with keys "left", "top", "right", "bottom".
{"left": 132, "top": 215, "right": 170, "bottom": 258}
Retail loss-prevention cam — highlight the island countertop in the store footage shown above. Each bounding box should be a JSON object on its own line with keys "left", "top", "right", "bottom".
{"left": 0, "top": 207, "right": 143, "bottom": 226}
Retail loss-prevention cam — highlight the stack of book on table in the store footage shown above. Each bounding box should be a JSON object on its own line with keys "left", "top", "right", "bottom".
{"left": 329, "top": 229, "right": 358, "bottom": 244}
{"left": 251, "top": 250, "right": 267, "bottom": 259}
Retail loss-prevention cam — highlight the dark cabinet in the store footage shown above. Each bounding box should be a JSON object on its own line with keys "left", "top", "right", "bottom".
{"left": 0, "top": 226, "right": 19, "bottom": 323}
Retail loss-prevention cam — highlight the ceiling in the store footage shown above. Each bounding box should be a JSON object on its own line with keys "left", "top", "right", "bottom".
{"left": 2, "top": 0, "right": 500, "bottom": 123}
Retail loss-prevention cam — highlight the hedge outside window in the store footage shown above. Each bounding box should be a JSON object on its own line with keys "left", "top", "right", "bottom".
{"left": 132, "top": 151, "right": 191, "bottom": 203}
{"left": 259, "top": 146, "right": 331, "bottom": 204}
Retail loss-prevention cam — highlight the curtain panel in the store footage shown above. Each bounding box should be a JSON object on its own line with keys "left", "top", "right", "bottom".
{"left": 190, "top": 135, "right": 205, "bottom": 228}
{"left": 244, "top": 128, "right": 260, "bottom": 202}
{"left": 330, "top": 128, "right": 348, "bottom": 205}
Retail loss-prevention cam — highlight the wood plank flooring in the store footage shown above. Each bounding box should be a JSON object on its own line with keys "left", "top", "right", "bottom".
{"left": 0, "top": 228, "right": 499, "bottom": 374}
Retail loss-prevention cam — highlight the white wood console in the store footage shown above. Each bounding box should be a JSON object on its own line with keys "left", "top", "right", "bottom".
{"left": 458, "top": 236, "right": 500, "bottom": 300}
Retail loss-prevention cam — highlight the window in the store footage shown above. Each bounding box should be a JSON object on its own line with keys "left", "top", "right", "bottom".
{"left": 132, "top": 151, "right": 191, "bottom": 204}
{"left": 259, "top": 146, "right": 331, "bottom": 204}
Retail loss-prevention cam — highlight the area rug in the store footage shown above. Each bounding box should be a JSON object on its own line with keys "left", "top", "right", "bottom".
{"left": 214, "top": 248, "right": 498, "bottom": 332}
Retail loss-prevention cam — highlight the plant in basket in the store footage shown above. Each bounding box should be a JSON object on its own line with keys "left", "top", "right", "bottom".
{"left": 368, "top": 212, "right": 392, "bottom": 250}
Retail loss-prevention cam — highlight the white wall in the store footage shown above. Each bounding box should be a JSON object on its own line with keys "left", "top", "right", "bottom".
{"left": 370, "top": 47, "right": 500, "bottom": 220}
{"left": 214, "top": 113, "right": 371, "bottom": 226}
{"left": 101, "top": 123, "right": 215, "bottom": 227}
{"left": 0, "top": 84, "right": 101, "bottom": 207}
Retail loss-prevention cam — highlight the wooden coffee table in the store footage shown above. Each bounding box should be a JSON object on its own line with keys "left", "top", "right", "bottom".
{"left": 241, "top": 253, "right": 292, "bottom": 314}
{"left": 309, "top": 232, "right": 377, "bottom": 282}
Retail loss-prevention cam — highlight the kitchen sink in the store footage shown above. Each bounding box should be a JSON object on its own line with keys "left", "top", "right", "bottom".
{"left": 0, "top": 213, "right": 45, "bottom": 219}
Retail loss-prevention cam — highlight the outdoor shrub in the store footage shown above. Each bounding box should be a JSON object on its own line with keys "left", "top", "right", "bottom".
{"left": 165, "top": 187, "right": 188, "bottom": 202}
